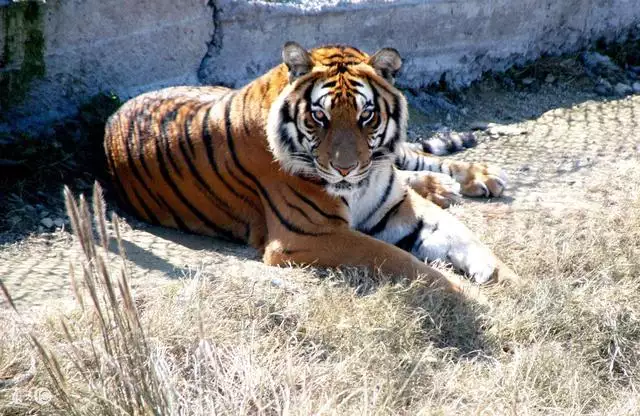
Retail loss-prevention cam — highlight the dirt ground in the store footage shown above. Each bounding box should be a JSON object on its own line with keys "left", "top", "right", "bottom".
{"left": 1, "top": 69, "right": 640, "bottom": 315}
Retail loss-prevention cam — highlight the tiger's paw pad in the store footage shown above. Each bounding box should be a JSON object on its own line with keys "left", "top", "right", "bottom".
{"left": 461, "top": 165, "right": 507, "bottom": 198}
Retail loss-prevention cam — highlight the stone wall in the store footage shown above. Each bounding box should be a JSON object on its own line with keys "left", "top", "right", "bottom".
{"left": 1, "top": 0, "right": 639, "bottom": 134}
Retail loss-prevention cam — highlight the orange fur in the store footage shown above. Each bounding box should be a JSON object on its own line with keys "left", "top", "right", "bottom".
{"left": 105, "top": 44, "right": 515, "bottom": 293}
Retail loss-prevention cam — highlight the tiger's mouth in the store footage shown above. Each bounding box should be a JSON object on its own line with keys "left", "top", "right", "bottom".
{"left": 326, "top": 177, "right": 370, "bottom": 195}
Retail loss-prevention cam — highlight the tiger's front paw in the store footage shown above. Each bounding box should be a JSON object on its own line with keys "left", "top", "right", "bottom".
{"left": 406, "top": 172, "right": 461, "bottom": 209}
{"left": 447, "top": 242, "right": 497, "bottom": 284}
{"left": 459, "top": 164, "right": 507, "bottom": 198}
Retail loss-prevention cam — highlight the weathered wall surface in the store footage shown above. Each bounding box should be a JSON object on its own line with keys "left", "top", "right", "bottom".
{"left": 1, "top": 0, "right": 639, "bottom": 134}
{"left": 1, "top": 0, "right": 212, "bottom": 132}
{"left": 200, "top": 0, "right": 640, "bottom": 89}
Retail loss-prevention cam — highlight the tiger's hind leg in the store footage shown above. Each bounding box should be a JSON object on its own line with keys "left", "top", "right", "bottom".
{"left": 395, "top": 142, "right": 507, "bottom": 198}
{"left": 397, "top": 170, "right": 461, "bottom": 209}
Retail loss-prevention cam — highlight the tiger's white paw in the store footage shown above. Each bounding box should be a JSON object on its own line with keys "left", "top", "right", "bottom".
{"left": 447, "top": 242, "right": 496, "bottom": 284}
{"left": 416, "top": 219, "right": 497, "bottom": 284}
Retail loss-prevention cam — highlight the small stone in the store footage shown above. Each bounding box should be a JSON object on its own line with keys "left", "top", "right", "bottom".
{"left": 614, "top": 82, "right": 632, "bottom": 96}
{"left": 469, "top": 121, "right": 491, "bottom": 130}
{"left": 522, "top": 77, "right": 536, "bottom": 86}
{"left": 582, "top": 52, "right": 620, "bottom": 78}
{"left": 53, "top": 218, "right": 65, "bottom": 228}
{"left": 23, "top": 204, "right": 35, "bottom": 212}
{"left": 594, "top": 80, "right": 612, "bottom": 96}
{"left": 40, "top": 211, "right": 49, "bottom": 218}
{"left": 545, "top": 74, "right": 556, "bottom": 84}
{"left": 502, "top": 77, "right": 516, "bottom": 89}
{"left": 40, "top": 218, "right": 54, "bottom": 228}
{"left": 633, "top": 82, "right": 640, "bottom": 93}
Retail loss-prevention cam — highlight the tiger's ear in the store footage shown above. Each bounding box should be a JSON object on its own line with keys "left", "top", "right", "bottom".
{"left": 283, "top": 41, "right": 313, "bottom": 82}
{"left": 368, "top": 48, "right": 402, "bottom": 84}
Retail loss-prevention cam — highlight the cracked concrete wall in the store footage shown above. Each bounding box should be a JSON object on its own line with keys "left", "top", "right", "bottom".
{"left": 200, "top": 0, "right": 640, "bottom": 90}
{"left": 1, "top": 0, "right": 212, "bottom": 133}
{"left": 1, "top": 0, "right": 639, "bottom": 134}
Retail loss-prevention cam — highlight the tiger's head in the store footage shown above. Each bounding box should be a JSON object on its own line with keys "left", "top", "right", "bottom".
{"left": 267, "top": 42, "right": 407, "bottom": 196}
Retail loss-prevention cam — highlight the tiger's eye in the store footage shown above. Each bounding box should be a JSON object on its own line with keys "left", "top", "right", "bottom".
{"left": 360, "top": 110, "right": 372, "bottom": 120}
{"left": 314, "top": 110, "right": 326, "bottom": 120}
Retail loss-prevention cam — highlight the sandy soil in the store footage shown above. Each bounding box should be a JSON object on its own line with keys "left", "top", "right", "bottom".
{"left": 1, "top": 79, "right": 639, "bottom": 315}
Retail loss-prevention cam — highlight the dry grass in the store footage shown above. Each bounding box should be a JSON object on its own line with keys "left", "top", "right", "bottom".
{"left": 1, "top": 177, "right": 640, "bottom": 415}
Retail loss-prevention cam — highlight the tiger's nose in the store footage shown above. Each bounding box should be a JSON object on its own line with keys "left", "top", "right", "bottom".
{"left": 330, "top": 161, "right": 358, "bottom": 177}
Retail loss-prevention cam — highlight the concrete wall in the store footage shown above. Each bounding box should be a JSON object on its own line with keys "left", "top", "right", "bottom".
{"left": 1, "top": 0, "right": 212, "bottom": 132}
{"left": 1, "top": 0, "right": 639, "bottom": 134}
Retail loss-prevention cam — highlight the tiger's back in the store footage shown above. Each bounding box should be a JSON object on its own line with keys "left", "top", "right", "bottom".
{"left": 104, "top": 85, "right": 269, "bottom": 246}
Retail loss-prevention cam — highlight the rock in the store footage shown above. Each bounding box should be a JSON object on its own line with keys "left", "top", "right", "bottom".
{"left": 41, "top": 218, "right": 54, "bottom": 228}
{"left": 469, "top": 121, "right": 491, "bottom": 130}
{"left": 633, "top": 82, "right": 640, "bottom": 93}
{"left": 53, "top": 218, "right": 65, "bottom": 228}
{"left": 594, "top": 80, "right": 613, "bottom": 96}
{"left": 522, "top": 77, "right": 536, "bottom": 86}
{"left": 582, "top": 51, "right": 623, "bottom": 80}
{"left": 545, "top": 74, "right": 556, "bottom": 84}
{"left": 614, "top": 82, "right": 632, "bottom": 96}
{"left": 502, "top": 77, "right": 516, "bottom": 89}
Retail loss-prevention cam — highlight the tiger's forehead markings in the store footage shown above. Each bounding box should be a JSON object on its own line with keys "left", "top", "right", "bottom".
{"left": 310, "top": 73, "right": 373, "bottom": 112}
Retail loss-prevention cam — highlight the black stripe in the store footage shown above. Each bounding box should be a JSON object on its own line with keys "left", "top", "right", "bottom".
{"left": 183, "top": 104, "right": 209, "bottom": 156}
{"left": 225, "top": 93, "right": 327, "bottom": 236}
{"left": 129, "top": 115, "right": 153, "bottom": 178}
{"left": 322, "top": 80, "right": 337, "bottom": 89}
{"left": 159, "top": 110, "right": 184, "bottom": 179}
{"left": 155, "top": 194, "right": 188, "bottom": 231}
{"left": 122, "top": 116, "right": 162, "bottom": 213}
{"left": 284, "top": 197, "right": 319, "bottom": 226}
{"left": 356, "top": 169, "right": 395, "bottom": 229}
{"left": 363, "top": 194, "right": 406, "bottom": 235}
{"left": 395, "top": 220, "right": 423, "bottom": 252}
{"left": 241, "top": 88, "right": 252, "bottom": 137}
{"left": 350, "top": 79, "right": 363, "bottom": 87}
{"left": 202, "top": 106, "right": 259, "bottom": 206}
{"left": 153, "top": 123, "right": 240, "bottom": 241}
{"left": 224, "top": 161, "right": 260, "bottom": 199}
{"left": 130, "top": 187, "right": 161, "bottom": 225}
{"left": 175, "top": 120, "right": 249, "bottom": 226}
{"left": 287, "top": 185, "right": 348, "bottom": 223}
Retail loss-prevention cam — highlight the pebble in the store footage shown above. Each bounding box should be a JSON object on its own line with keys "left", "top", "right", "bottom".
{"left": 469, "top": 121, "right": 491, "bottom": 130}
{"left": 53, "top": 218, "right": 65, "bottom": 228}
{"left": 522, "top": 77, "right": 536, "bottom": 86}
{"left": 582, "top": 51, "right": 620, "bottom": 76}
{"left": 614, "top": 82, "right": 632, "bottom": 96}
{"left": 41, "top": 218, "right": 54, "bottom": 228}
{"left": 594, "top": 80, "right": 613, "bottom": 96}
{"left": 633, "top": 82, "right": 640, "bottom": 93}
{"left": 545, "top": 74, "right": 556, "bottom": 84}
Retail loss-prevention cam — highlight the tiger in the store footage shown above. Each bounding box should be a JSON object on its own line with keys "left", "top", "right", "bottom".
{"left": 104, "top": 42, "right": 516, "bottom": 295}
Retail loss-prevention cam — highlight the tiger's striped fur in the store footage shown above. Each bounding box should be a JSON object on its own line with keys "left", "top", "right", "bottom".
{"left": 105, "top": 42, "right": 517, "bottom": 292}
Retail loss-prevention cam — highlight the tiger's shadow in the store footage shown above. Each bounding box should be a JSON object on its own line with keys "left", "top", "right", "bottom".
{"left": 109, "top": 218, "right": 492, "bottom": 358}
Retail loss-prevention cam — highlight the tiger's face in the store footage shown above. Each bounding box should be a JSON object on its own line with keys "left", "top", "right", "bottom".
{"left": 267, "top": 42, "right": 408, "bottom": 197}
